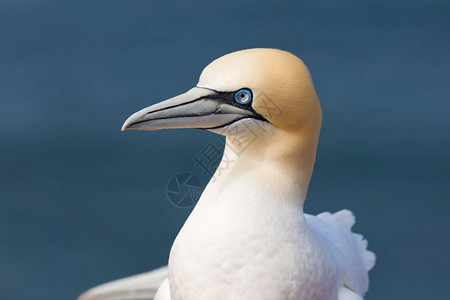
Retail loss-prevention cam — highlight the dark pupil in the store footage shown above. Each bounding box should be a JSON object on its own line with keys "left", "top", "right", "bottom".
{"left": 240, "top": 93, "right": 245, "bottom": 98}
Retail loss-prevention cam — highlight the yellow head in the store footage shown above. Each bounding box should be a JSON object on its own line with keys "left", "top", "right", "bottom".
{"left": 123, "top": 48, "right": 321, "bottom": 139}
{"left": 198, "top": 48, "right": 321, "bottom": 133}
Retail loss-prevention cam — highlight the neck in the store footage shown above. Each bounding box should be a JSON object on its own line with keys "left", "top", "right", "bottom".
{"left": 199, "top": 126, "right": 319, "bottom": 211}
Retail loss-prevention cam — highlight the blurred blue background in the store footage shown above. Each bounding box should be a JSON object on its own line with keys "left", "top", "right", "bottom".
{"left": 1, "top": 0, "right": 449, "bottom": 299}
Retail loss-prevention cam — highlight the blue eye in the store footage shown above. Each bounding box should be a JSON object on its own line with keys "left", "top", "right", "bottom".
{"left": 234, "top": 89, "right": 252, "bottom": 105}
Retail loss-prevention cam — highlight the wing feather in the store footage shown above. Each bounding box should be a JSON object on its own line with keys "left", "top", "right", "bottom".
{"left": 305, "top": 210, "right": 375, "bottom": 296}
{"left": 78, "top": 266, "right": 168, "bottom": 300}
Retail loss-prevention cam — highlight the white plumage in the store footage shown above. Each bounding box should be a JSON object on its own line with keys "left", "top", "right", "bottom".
{"left": 305, "top": 210, "right": 376, "bottom": 296}
{"left": 79, "top": 48, "right": 375, "bottom": 300}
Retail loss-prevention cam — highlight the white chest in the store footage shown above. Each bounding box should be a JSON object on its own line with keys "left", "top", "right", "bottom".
{"left": 168, "top": 196, "right": 337, "bottom": 300}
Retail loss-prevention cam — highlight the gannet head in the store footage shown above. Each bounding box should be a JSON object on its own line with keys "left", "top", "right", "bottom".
{"left": 122, "top": 48, "right": 321, "bottom": 137}
{"left": 123, "top": 48, "right": 322, "bottom": 199}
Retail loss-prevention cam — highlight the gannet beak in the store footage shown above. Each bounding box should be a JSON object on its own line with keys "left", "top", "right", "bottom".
{"left": 121, "top": 87, "right": 266, "bottom": 131}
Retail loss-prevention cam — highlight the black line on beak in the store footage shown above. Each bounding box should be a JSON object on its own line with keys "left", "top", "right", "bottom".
{"left": 204, "top": 89, "right": 268, "bottom": 122}
{"left": 130, "top": 88, "right": 269, "bottom": 129}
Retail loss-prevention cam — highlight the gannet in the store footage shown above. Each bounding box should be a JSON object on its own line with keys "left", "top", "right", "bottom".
{"left": 79, "top": 48, "right": 375, "bottom": 300}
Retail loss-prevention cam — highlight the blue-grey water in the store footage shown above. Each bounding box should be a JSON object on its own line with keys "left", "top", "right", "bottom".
{"left": 0, "top": 0, "right": 449, "bottom": 299}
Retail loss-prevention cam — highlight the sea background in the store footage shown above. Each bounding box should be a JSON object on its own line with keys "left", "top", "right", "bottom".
{"left": 0, "top": 0, "right": 449, "bottom": 299}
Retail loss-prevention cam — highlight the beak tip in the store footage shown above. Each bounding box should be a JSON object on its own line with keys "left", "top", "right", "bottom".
{"left": 121, "top": 117, "right": 135, "bottom": 131}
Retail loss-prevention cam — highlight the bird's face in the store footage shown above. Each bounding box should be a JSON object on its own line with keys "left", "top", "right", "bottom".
{"left": 122, "top": 48, "right": 321, "bottom": 139}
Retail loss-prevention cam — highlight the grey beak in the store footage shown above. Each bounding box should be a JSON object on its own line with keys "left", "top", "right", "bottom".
{"left": 122, "top": 87, "right": 259, "bottom": 131}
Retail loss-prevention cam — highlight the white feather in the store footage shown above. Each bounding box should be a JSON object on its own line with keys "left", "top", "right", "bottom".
{"left": 305, "top": 210, "right": 376, "bottom": 296}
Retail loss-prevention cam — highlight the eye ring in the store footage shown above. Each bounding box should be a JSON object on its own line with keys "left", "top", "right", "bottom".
{"left": 234, "top": 88, "right": 252, "bottom": 105}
